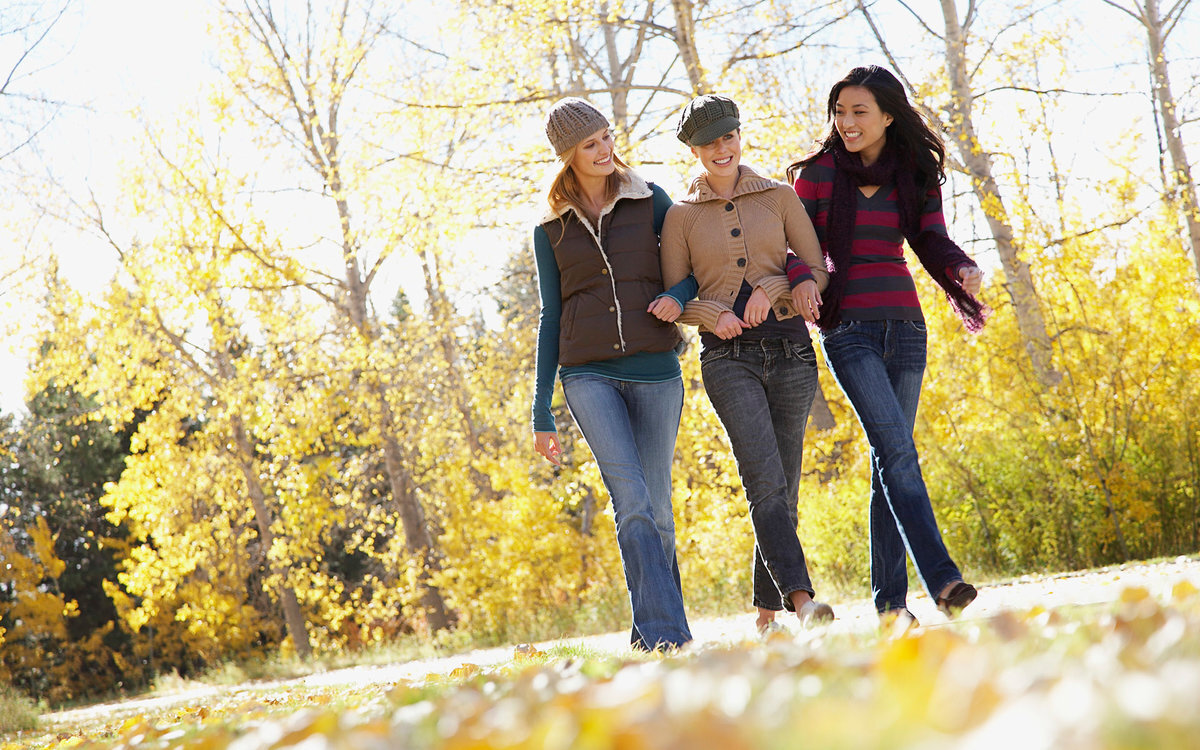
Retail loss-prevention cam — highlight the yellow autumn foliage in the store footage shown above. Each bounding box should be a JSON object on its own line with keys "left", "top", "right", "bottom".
{"left": 0, "top": 514, "right": 111, "bottom": 703}
{"left": 3, "top": 0, "right": 1199, "bottom": 708}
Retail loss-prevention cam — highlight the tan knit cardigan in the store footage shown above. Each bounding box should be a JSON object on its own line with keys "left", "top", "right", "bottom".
{"left": 660, "top": 165, "right": 828, "bottom": 333}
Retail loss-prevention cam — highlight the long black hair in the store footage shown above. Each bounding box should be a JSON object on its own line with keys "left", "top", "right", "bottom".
{"left": 786, "top": 65, "right": 945, "bottom": 192}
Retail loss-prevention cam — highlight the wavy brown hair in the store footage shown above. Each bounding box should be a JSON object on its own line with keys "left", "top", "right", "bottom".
{"left": 546, "top": 140, "right": 631, "bottom": 244}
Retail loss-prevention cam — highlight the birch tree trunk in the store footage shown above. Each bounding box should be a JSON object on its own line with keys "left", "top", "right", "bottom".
{"left": 1138, "top": 0, "right": 1200, "bottom": 282}
{"left": 223, "top": 0, "right": 454, "bottom": 630}
{"left": 228, "top": 411, "right": 316, "bottom": 658}
{"left": 937, "top": 0, "right": 1061, "bottom": 386}
{"left": 670, "top": 0, "right": 709, "bottom": 94}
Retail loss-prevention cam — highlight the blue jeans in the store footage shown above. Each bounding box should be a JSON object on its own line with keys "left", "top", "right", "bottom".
{"left": 819, "top": 320, "right": 963, "bottom": 613}
{"left": 562, "top": 374, "right": 692, "bottom": 650}
{"left": 700, "top": 338, "right": 819, "bottom": 611}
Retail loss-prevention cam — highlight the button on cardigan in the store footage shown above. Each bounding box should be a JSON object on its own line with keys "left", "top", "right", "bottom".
{"left": 660, "top": 165, "right": 828, "bottom": 333}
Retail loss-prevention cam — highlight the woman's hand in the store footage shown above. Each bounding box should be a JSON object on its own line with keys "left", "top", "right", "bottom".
{"left": 743, "top": 286, "right": 771, "bottom": 327}
{"left": 647, "top": 296, "right": 682, "bottom": 322}
{"left": 714, "top": 310, "right": 746, "bottom": 339}
{"left": 535, "top": 431, "right": 562, "bottom": 466}
{"left": 958, "top": 266, "right": 983, "bottom": 296}
{"left": 791, "top": 279, "right": 822, "bottom": 323}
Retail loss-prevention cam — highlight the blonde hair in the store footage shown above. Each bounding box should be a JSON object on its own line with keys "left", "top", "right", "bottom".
{"left": 546, "top": 146, "right": 631, "bottom": 245}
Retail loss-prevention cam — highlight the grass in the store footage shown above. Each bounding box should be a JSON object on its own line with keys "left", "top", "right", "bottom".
{"left": 0, "top": 682, "right": 38, "bottom": 735}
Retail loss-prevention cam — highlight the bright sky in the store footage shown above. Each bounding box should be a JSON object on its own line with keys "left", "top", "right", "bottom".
{"left": 1, "top": 0, "right": 214, "bottom": 414}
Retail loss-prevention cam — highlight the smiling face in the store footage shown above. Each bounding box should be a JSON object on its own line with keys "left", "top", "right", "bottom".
{"left": 691, "top": 129, "right": 741, "bottom": 180}
{"left": 569, "top": 127, "right": 616, "bottom": 180}
{"left": 834, "top": 85, "right": 893, "bottom": 165}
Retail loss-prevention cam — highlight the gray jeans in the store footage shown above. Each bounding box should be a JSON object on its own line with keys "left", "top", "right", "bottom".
{"left": 700, "top": 337, "right": 820, "bottom": 610}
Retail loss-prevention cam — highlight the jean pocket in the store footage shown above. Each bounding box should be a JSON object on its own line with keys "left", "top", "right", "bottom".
{"left": 904, "top": 320, "right": 928, "bottom": 334}
{"left": 819, "top": 321, "right": 857, "bottom": 341}
{"left": 790, "top": 341, "right": 818, "bottom": 365}
{"left": 699, "top": 343, "right": 734, "bottom": 365}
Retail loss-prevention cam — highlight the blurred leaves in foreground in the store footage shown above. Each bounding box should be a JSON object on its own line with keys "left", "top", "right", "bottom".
{"left": 11, "top": 582, "right": 1200, "bottom": 750}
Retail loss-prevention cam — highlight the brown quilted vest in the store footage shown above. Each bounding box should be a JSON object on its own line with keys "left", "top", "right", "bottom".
{"left": 543, "top": 191, "right": 681, "bottom": 367}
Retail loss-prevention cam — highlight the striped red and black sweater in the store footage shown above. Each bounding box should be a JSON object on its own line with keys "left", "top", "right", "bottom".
{"left": 790, "top": 152, "right": 974, "bottom": 326}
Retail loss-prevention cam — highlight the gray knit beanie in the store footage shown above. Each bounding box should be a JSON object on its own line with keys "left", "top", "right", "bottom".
{"left": 676, "top": 95, "right": 740, "bottom": 146}
{"left": 545, "top": 98, "right": 610, "bottom": 156}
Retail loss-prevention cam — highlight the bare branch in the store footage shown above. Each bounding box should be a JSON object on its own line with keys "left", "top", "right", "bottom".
{"left": 892, "top": 0, "right": 945, "bottom": 40}
{"left": 964, "top": 0, "right": 978, "bottom": 29}
{"left": 143, "top": 126, "right": 343, "bottom": 307}
{"left": 376, "top": 83, "right": 694, "bottom": 111}
{"left": 1161, "top": 0, "right": 1193, "bottom": 37}
{"left": 856, "top": 2, "right": 929, "bottom": 113}
{"left": 1164, "top": 0, "right": 1193, "bottom": 23}
{"left": 1046, "top": 214, "right": 1144, "bottom": 246}
{"left": 722, "top": 12, "right": 854, "bottom": 70}
{"left": 1098, "top": 0, "right": 1145, "bottom": 24}
{"left": 0, "top": 118, "right": 51, "bottom": 160}
{"left": 0, "top": 1, "right": 70, "bottom": 96}
{"left": 974, "top": 85, "right": 1142, "bottom": 99}
{"left": 963, "top": 1, "right": 1064, "bottom": 82}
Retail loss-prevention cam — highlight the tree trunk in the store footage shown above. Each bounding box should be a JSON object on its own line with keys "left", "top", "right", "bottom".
{"left": 359, "top": 356, "right": 454, "bottom": 626}
{"left": 228, "top": 412, "right": 314, "bottom": 659}
{"left": 378, "top": 425, "right": 453, "bottom": 630}
{"left": 1187, "top": 410, "right": 1199, "bottom": 551}
{"left": 1099, "top": 477, "right": 1131, "bottom": 561}
{"left": 201, "top": 309, "right": 314, "bottom": 659}
{"left": 578, "top": 485, "right": 599, "bottom": 595}
{"left": 225, "top": 0, "right": 455, "bottom": 630}
{"left": 939, "top": 0, "right": 1061, "bottom": 387}
{"left": 1142, "top": 0, "right": 1200, "bottom": 282}
{"left": 670, "top": 0, "right": 708, "bottom": 94}
{"left": 600, "top": 2, "right": 630, "bottom": 128}
{"left": 960, "top": 467, "right": 1000, "bottom": 570}
{"left": 808, "top": 385, "right": 836, "bottom": 431}
{"left": 419, "top": 247, "right": 500, "bottom": 501}
{"left": 327, "top": 142, "right": 454, "bottom": 630}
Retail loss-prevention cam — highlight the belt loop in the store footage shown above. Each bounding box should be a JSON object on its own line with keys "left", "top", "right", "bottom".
{"left": 731, "top": 338, "right": 740, "bottom": 358}
{"left": 784, "top": 339, "right": 793, "bottom": 359}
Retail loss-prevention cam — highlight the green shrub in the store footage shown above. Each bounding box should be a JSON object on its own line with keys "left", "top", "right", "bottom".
{"left": 0, "top": 681, "right": 38, "bottom": 734}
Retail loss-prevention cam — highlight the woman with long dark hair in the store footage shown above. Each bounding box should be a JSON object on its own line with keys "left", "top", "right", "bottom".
{"left": 787, "top": 66, "right": 989, "bottom": 625}
{"left": 531, "top": 98, "right": 694, "bottom": 650}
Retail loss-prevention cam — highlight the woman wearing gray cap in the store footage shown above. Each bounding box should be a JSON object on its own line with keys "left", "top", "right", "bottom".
{"left": 531, "top": 97, "right": 695, "bottom": 650}
{"left": 658, "top": 94, "right": 836, "bottom": 632}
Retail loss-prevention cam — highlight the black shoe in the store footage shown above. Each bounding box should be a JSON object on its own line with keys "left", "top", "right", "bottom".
{"left": 936, "top": 581, "right": 977, "bottom": 618}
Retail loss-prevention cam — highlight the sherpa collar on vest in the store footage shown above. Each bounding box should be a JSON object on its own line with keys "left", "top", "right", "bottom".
{"left": 539, "top": 172, "right": 653, "bottom": 225}
{"left": 680, "top": 164, "right": 778, "bottom": 204}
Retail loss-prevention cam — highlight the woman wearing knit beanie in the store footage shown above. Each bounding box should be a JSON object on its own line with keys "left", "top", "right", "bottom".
{"left": 531, "top": 97, "right": 696, "bottom": 651}
{"left": 787, "top": 65, "right": 990, "bottom": 627}
{"left": 660, "top": 94, "right": 837, "bottom": 634}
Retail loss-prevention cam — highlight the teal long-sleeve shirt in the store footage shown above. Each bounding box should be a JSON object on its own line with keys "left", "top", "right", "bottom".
{"left": 531, "top": 184, "right": 698, "bottom": 432}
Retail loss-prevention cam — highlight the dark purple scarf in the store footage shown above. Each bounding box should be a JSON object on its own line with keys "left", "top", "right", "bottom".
{"left": 821, "top": 140, "right": 989, "bottom": 332}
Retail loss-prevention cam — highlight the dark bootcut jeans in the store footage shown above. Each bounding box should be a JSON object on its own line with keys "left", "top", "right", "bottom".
{"left": 700, "top": 337, "right": 820, "bottom": 611}
{"left": 819, "top": 319, "right": 964, "bottom": 613}
{"left": 562, "top": 374, "right": 692, "bottom": 651}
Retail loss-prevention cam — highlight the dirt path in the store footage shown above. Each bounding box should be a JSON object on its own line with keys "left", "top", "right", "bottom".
{"left": 44, "top": 556, "right": 1200, "bottom": 725}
